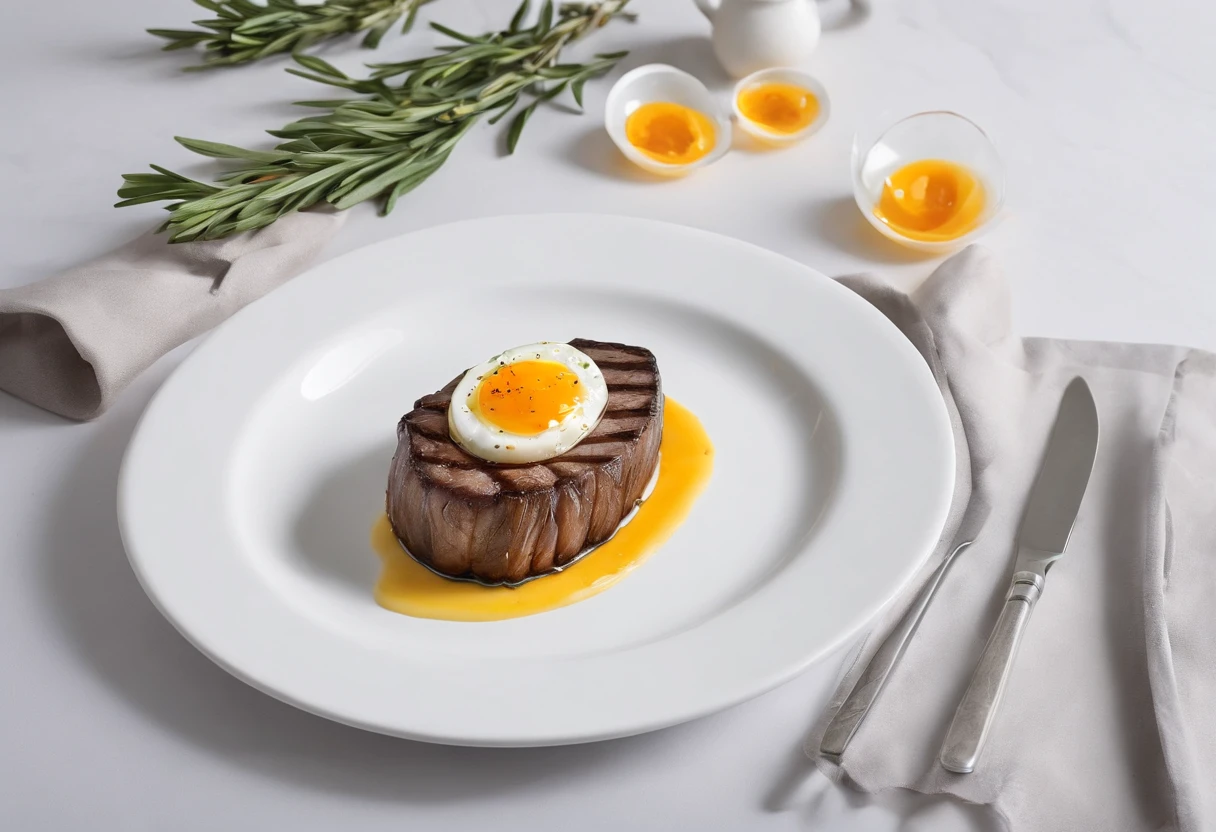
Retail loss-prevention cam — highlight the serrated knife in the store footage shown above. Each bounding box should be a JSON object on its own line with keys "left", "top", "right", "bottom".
{"left": 939, "top": 377, "right": 1099, "bottom": 774}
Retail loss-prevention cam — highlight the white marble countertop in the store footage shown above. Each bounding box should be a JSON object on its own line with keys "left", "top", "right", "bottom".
{"left": 1, "top": 0, "right": 1211, "bottom": 828}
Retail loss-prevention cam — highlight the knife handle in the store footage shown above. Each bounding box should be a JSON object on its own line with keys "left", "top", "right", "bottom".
{"left": 939, "top": 572, "right": 1042, "bottom": 774}
{"left": 820, "top": 541, "right": 972, "bottom": 759}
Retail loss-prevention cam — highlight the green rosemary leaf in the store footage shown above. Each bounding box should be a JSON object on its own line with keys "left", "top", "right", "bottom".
{"left": 170, "top": 188, "right": 259, "bottom": 216}
{"left": 144, "top": 165, "right": 218, "bottom": 191}
{"left": 175, "top": 137, "right": 293, "bottom": 162}
{"left": 509, "top": 0, "right": 531, "bottom": 33}
{"left": 428, "top": 21, "right": 483, "bottom": 44}
{"left": 263, "top": 158, "right": 366, "bottom": 200}
{"left": 257, "top": 30, "right": 303, "bottom": 56}
{"left": 331, "top": 150, "right": 426, "bottom": 208}
{"left": 537, "top": 0, "right": 554, "bottom": 36}
{"left": 380, "top": 156, "right": 445, "bottom": 211}
{"left": 506, "top": 101, "right": 537, "bottom": 153}
{"left": 239, "top": 11, "right": 297, "bottom": 31}
{"left": 361, "top": 20, "right": 390, "bottom": 48}
{"left": 146, "top": 28, "right": 209, "bottom": 43}
{"left": 291, "top": 53, "right": 347, "bottom": 78}
{"left": 115, "top": 193, "right": 180, "bottom": 208}
{"left": 194, "top": 19, "right": 237, "bottom": 33}
{"left": 228, "top": 32, "right": 264, "bottom": 46}
{"left": 168, "top": 209, "right": 222, "bottom": 241}
{"left": 571, "top": 77, "right": 586, "bottom": 108}
{"left": 123, "top": 1, "right": 634, "bottom": 241}
{"left": 402, "top": 0, "right": 422, "bottom": 32}
{"left": 292, "top": 98, "right": 363, "bottom": 109}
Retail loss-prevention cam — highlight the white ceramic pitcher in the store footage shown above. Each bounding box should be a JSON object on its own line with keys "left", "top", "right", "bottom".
{"left": 694, "top": 0, "right": 821, "bottom": 78}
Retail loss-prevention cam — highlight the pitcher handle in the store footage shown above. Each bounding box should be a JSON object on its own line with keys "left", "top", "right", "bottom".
{"left": 694, "top": 0, "right": 720, "bottom": 21}
{"left": 818, "top": 0, "right": 870, "bottom": 31}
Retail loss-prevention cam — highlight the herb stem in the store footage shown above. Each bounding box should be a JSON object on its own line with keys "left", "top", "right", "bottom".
{"left": 150, "top": 0, "right": 434, "bottom": 70}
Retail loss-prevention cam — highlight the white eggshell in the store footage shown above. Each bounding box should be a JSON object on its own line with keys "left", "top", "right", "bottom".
{"left": 604, "top": 64, "right": 732, "bottom": 176}
{"left": 731, "top": 67, "right": 830, "bottom": 145}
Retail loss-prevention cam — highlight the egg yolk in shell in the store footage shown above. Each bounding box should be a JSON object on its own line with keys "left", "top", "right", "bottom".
{"left": 873, "top": 159, "right": 986, "bottom": 242}
{"left": 625, "top": 101, "right": 717, "bottom": 165}
{"left": 475, "top": 360, "right": 583, "bottom": 435}
{"left": 736, "top": 82, "right": 820, "bottom": 135}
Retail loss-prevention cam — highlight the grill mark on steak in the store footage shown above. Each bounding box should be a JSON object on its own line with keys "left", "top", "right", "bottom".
{"left": 387, "top": 338, "right": 663, "bottom": 584}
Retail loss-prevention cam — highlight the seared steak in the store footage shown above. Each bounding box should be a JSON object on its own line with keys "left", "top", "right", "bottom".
{"left": 386, "top": 339, "right": 663, "bottom": 584}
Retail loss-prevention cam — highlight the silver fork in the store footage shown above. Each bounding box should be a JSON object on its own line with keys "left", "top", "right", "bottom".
{"left": 819, "top": 537, "right": 974, "bottom": 759}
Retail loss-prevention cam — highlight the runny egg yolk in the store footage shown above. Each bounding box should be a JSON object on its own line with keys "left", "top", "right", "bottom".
{"left": 475, "top": 360, "right": 582, "bottom": 436}
{"left": 736, "top": 82, "right": 819, "bottom": 135}
{"left": 873, "top": 159, "right": 986, "bottom": 242}
{"left": 625, "top": 101, "right": 716, "bottom": 165}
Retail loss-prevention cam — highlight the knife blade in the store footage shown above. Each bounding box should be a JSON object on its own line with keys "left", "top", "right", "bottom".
{"left": 939, "top": 377, "right": 1099, "bottom": 774}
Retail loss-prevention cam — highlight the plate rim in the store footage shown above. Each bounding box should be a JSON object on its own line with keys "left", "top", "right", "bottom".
{"left": 118, "top": 213, "right": 954, "bottom": 746}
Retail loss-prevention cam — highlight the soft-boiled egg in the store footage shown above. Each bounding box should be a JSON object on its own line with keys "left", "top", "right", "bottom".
{"left": 448, "top": 342, "right": 609, "bottom": 464}
{"left": 852, "top": 111, "right": 1005, "bottom": 252}
{"left": 605, "top": 64, "right": 731, "bottom": 176}
{"left": 732, "top": 68, "right": 830, "bottom": 145}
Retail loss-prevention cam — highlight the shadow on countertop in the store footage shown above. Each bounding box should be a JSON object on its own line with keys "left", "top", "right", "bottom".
{"left": 809, "top": 196, "right": 943, "bottom": 267}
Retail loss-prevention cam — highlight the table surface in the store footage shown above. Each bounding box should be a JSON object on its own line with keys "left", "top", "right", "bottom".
{"left": 2, "top": 0, "right": 1211, "bottom": 828}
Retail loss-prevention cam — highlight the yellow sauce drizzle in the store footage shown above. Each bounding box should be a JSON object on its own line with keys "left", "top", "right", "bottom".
{"left": 372, "top": 397, "right": 714, "bottom": 621}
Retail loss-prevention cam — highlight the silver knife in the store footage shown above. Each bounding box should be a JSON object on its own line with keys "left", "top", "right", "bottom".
{"left": 939, "top": 377, "right": 1099, "bottom": 774}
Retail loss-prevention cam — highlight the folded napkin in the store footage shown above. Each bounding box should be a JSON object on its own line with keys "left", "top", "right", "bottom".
{"left": 808, "top": 247, "right": 1216, "bottom": 832}
{"left": 0, "top": 210, "right": 346, "bottom": 420}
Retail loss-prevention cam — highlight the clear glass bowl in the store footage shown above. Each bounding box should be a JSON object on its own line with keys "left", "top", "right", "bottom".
{"left": 851, "top": 111, "right": 1006, "bottom": 253}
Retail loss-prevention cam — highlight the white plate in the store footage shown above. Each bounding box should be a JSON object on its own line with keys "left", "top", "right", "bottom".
{"left": 119, "top": 214, "right": 953, "bottom": 747}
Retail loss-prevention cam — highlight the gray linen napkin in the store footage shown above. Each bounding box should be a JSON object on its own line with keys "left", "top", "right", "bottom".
{"left": 808, "top": 246, "right": 1216, "bottom": 831}
{"left": 0, "top": 209, "right": 346, "bottom": 420}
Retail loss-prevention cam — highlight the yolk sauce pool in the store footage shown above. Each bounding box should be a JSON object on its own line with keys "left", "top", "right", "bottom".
{"left": 372, "top": 397, "right": 714, "bottom": 622}
{"left": 625, "top": 102, "right": 717, "bottom": 165}
{"left": 736, "top": 81, "right": 820, "bottom": 135}
{"left": 474, "top": 359, "right": 581, "bottom": 435}
{"left": 873, "top": 159, "right": 986, "bottom": 242}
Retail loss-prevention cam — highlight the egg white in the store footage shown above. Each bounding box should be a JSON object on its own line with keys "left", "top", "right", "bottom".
{"left": 448, "top": 342, "right": 608, "bottom": 464}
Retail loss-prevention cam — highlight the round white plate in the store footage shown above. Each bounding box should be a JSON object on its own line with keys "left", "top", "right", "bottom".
{"left": 119, "top": 214, "right": 953, "bottom": 747}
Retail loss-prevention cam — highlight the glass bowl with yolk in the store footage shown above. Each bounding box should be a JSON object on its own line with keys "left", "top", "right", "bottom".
{"left": 852, "top": 111, "right": 1005, "bottom": 253}
{"left": 605, "top": 64, "right": 732, "bottom": 176}
{"left": 732, "top": 68, "right": 830, "bottom": 145}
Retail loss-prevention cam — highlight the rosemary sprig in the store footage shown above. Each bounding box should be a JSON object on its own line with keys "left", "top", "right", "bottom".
{"left": 119, "top": 0, "right": 633, "bottom": 242}
{"left": 149, "top": 0, "right": 433, "bottom": 70}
